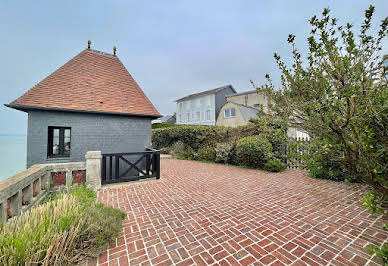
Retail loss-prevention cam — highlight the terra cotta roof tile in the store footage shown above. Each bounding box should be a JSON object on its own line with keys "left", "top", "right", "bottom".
{"left": 7, "top": 49, "right": 161, "bottom": 118}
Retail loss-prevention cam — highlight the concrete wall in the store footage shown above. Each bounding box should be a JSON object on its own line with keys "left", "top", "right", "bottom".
{"left": 216, "top": 102, "right": 247, "bottom": 127}
{"left": 27, "top": 110, "right": 152, "bottom": 167}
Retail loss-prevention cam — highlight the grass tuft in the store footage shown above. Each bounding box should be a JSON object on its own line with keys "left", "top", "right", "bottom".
{"left": 0, "top": 186, "right": 126, "bottom": 265}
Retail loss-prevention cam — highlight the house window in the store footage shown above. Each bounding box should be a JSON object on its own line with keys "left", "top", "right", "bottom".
{"left": 206, "top": 110, "right": 211, "bottom": 121}
{"left": 186, "top": 113, "right": 190, "bottom": 122}
{"left": 224, "top": 108, "right": 236, "bottom": 118}
{"left": 196, "top": 111, "right": 200, "bottom": 121}
{"left": 206, "top": 96, "right": 211, "bottom": 107}
{"left": 47, "top": 127, "right": 71, "bottom": 158}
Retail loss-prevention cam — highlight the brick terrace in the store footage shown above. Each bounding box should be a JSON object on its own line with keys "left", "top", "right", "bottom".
{"left": 92, "top": 158, "right": 387, "bottom": 265}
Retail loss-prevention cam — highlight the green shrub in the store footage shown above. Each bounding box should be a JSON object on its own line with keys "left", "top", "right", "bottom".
{"left": 0, "top": 186, "right": 125, "bottom": 265}
{"left": 227, "top": 143, "right": 241, "bottom": 165}
{"left": 236, "top": 135, "right": 272, "bottom": 168}
{"left": 215, "top": 143, "right": 233, "bottom": 163}
{"left": 177, "top": 147, "right": 196, "bottom": 160}
{"left": 152, "top": 123, "right": 180, "bottom": 129}
{"left": 263, "top": 158, "right": 286, "bottom": 172}
{"left": 152, "top": 124, "right": 259, "bottom": 150}
{"left": 365, "top": 244, "right": 388, "bottom": 264}
{"left": 305, "top": 138, "right": 353, "bottom": 182}
{"left": 197, "top": 146, "right": 216, "bottom": 161}
{"left": 159, "top": 147, "right": 171, "bottom": 154}
{"left": 170, "top": 141, "right": 185, "bottom": 154}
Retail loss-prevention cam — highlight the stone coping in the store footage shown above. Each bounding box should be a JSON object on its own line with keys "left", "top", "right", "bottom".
{"left": 0, "top": 161, "right": 86, "bottom": 203}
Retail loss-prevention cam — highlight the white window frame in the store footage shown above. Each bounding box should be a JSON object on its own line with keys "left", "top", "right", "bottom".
{"left": 224, "top": 108, "right": 236, "bottom": 118}
{"left": 206, "top": 110, "right": 211, "bottom": 121}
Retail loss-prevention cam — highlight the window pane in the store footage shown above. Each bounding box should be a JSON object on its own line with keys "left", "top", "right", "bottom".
{"left": 52, "top": 129, "right": 59, "bottom": 155}
{"left": 225, "top": 109, "right": 230, "bottom": 117}
{"left": 64, "top": 129, "right": 71, "bottom": 155}
{"left": 231, "top": 108, "right": 236, "bottom": 117}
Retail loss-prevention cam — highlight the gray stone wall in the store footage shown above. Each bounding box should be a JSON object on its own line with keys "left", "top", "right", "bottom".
{"left": 27, "top": 110, "right": 152, "bottom": 167}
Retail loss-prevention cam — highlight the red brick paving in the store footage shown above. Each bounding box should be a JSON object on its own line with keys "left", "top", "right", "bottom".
{"left": 94, "top": 158, "right": 387, "bottom": 265}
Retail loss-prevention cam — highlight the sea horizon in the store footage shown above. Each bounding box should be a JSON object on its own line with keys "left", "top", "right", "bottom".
{"left": 0, "top": 135, "right": 27, "bottom": 181}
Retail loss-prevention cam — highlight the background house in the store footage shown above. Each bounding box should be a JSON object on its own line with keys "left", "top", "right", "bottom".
{"left": 6, "top": 46, "right": 160, "bottom": 168}
{"left": 175, "top": 85, "right": 236, "bottom": 126}
{"left": 216, "top": 90, "right": 268, "bottom": 127}
{"left": 216, "top": 90, "right": 310, "bottom": 139}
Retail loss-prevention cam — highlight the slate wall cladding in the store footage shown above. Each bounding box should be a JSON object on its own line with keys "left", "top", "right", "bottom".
{"left": 27, "top": 110, "right": 152, "bottom": 167}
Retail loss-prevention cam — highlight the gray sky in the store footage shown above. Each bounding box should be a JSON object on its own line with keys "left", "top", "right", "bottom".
{"left": 0, "top": 1, "right": 387, "bottom": 134}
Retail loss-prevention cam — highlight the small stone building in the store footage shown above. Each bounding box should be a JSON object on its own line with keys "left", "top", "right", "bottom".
{"left": 6, "top": 45, "right": 160, "bottom": 168}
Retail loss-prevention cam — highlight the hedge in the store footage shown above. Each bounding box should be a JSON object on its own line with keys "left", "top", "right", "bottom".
{"left": 152, "top": 123, "right": 181, "bottom": 129}
{"left": 152, "top": 124, "right": 260, "bottom": 150}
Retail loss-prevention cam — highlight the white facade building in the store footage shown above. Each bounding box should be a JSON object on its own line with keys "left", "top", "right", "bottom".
{"left": 175, "top": 85, "right": 236, "bottom": 126}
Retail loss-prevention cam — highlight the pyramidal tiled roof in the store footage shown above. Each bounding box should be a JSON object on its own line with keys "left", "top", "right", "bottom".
{"left": 7, "top": 49, "right": 161, "bottom": 118}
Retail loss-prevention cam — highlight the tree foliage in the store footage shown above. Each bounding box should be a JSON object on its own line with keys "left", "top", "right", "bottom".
{"left": 259, "top": 6, "right": 388, "bottom": 262}
{"left": 261, "top": 5, "right": 388, "bottom": 196}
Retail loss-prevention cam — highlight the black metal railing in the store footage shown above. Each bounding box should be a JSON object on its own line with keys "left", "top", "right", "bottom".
{"left": 101, "top": 148, "right": 160, "bottom": 184}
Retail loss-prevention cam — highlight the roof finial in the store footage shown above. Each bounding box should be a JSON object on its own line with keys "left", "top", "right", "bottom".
{"left": 113, "top": 46, "right": 117, "bottom": 56}
{"left": 88, "top": 40, "right": 91, "bottom": 49}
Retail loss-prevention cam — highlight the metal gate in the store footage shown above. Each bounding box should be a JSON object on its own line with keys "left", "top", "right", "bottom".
{"left": 101, "top": 148, "right": 160, "bottom": 184}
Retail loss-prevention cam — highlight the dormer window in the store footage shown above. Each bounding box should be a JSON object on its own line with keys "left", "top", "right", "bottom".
{"left": 224, "top": 108, "right": 236, "bottom": 118}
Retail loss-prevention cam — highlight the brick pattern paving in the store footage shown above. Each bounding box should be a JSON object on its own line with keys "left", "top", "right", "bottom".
{"left": 92, "top": 158, "right": 387, "bottom": 265}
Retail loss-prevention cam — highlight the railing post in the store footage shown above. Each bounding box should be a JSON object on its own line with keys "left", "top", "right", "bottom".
{"left": 115, "top": 156, "right": 119, "bottom": 179}
{"left": 23, "top": 184, "right": 33, "bottom": 205}
{"left": 85, "top": 151, "right": 102, "bottom": 190}
{"left": 0, "top": 201, "right": 6, "bottom": 224}
{"left": 66, "top": 169, "right": 72, "bottom": 187}
{"left": 146, "top": 154, "right": 151, "bottom": 176}
{"left": 34, "top": 177, "right": 41, "bottom": 197}
{"left": 155, "top": 152, "right": 160, "bottom": 179}
{"left": 10, "top": 190, "right": 22, "bottom": 217}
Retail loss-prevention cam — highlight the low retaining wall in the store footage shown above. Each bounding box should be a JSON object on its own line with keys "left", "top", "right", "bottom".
{"left": 0, "top": 151, "right": 102, "bottom": 224}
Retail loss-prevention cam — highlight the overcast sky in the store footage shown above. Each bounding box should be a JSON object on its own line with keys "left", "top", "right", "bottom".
{"left": 0, "top": 1, "right": 387, "bottom": 134}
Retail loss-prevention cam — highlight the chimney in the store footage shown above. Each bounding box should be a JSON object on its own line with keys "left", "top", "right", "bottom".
{"left": 88, "top": 40, "right": 91, "bottom": 49}
{"left": 113, "top": 46, "right": 117, "bottom": 56}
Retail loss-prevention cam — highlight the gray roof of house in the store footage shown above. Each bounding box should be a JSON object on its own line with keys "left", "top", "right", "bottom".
{"left": 225, "top": 89, "right": 257, "bottom": 98}
{"left": 160, "top": 115, "right": 175, "bottom": 123}
{"left": 175, "top": 85, "right": 236, "bottom": 102}
{"left": 237, "top": 104, "right": 260, "bottom": 122}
